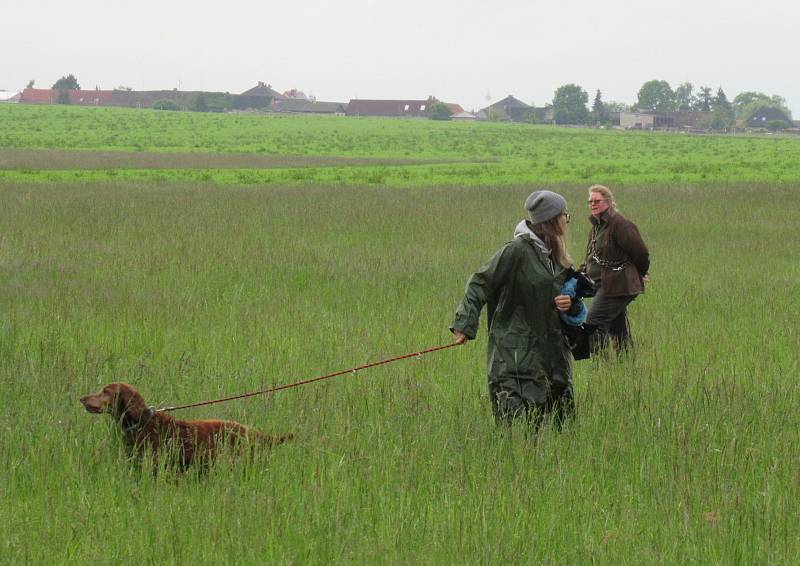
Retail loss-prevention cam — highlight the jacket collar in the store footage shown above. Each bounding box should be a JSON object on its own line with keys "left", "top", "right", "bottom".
{"left": 589, "top": 208, "right": 616, "bottom": 226}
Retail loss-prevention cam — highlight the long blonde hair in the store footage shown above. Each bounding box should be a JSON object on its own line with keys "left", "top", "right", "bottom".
{"left": 589, "top": 184, "right": 618, "bottom": 211}
{"left": 531, "top": 215, "right": 571, "bottom": 269}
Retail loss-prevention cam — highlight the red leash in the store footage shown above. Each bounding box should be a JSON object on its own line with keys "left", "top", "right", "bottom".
{"left": 156, "top": 341, "right": 463, "bottom": 413}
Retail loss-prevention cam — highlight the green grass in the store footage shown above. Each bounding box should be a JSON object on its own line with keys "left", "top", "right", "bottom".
{"left": 0, "top": 105, "right": 798, "bottom": 562}
{"left": 3, "top": 104, "right": 800, "bottom": 186}
{"left": 1, "top": 179, "right": 798, "bottom": 563}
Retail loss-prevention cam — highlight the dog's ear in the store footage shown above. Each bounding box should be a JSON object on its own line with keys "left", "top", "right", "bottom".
{"left": 112, "top": 384, "right": 146, "bottom": 416}
{"left": 104, "top": 384, "right": 131, "bottom": 417}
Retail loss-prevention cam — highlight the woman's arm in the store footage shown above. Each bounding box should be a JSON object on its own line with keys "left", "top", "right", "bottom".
{"left": 450, "top": 243, "right": 517, "bottom": 340}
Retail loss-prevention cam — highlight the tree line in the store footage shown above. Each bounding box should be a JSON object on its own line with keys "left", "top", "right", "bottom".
{"left": 36, "top": 74, "right": 794, "bottom": 131}
{"left": 552, "top": 80, "right": 792, "bottom": 130}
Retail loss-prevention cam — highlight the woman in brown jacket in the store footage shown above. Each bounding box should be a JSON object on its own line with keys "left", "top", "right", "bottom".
{"left": 582, "top": 185, "right": 650, "bottom": 354}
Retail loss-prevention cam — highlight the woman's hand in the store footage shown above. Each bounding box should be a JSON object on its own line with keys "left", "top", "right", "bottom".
{"left": 554, "top": 294, "right": 572, "bottom": 312}
{"left": 453, "top": 330, "right": 468, "bottom": 344}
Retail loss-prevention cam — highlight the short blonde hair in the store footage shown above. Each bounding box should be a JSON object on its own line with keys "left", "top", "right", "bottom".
{"left": 588, "top": 184, "right": 617, "bottom": 211}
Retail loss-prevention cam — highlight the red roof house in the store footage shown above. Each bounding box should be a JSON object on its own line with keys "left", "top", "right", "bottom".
{"left": 20, "top": 88, "right": 116, "bottom": 106}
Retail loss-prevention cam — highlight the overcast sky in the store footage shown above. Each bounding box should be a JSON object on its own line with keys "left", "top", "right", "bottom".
{"left": 2, "top": 0, "right": 798, "bottom": 113}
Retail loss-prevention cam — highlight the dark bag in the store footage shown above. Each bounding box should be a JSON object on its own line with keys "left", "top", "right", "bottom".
{"left": 567, "top": 267, "right": 597, "bottom": 298}
{"left": 563, "top": 323, "right": 596, "bottom": 361}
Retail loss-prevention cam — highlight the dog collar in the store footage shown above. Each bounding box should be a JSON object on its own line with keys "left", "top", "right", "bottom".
{"left": 121, "top": 406, "right": 156, "bottom": 434}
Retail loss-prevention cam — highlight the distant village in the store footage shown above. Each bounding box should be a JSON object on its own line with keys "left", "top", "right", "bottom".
{"left": 1, "top": 79, "right": 797, "bottom": 134}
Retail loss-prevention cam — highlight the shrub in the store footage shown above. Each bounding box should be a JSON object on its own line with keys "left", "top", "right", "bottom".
{"left": 153, "top": 99, "right": 181, "bottom": 111}
{"left": 765, "top": 120, "right": 787, "bottom": 132}
{"left": 428, "top": 101, "right": 453, "bottom": 121}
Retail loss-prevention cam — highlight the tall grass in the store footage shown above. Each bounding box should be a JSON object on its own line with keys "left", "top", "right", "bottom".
{"left": 1, "top": 180, "right": 797, "bottom": 562}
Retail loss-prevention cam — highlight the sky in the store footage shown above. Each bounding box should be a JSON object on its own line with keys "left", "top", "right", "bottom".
{"left": 2, "top": 0, "right": 798, "bottom": 114}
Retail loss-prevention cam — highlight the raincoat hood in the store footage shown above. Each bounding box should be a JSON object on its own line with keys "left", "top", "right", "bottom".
{"left": 513, "top": 219, "right": 551, "bottom": 255}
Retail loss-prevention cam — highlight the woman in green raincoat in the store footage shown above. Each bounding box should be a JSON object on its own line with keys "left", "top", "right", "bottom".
{"left": 451, "top": 190, "right": 576, "bottom": 427}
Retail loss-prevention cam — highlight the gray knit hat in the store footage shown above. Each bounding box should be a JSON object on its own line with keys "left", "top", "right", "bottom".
{"left": 524, "top": 190, "right": 567, "bottom": 224}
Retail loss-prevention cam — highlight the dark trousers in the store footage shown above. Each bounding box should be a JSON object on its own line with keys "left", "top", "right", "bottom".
{"left": 586, "top": 289, "right": 636, "bottom": 354}
{"left": 489, "top": 376, "right": 574, "bottom": 430}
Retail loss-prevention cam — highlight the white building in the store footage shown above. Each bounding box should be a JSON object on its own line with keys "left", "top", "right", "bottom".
{"left": 0, "top": 90, "right": 21, "bottom": 103}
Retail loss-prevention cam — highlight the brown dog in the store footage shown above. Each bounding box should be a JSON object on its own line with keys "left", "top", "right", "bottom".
{"left": 81, "top": 382, "right": 292, "bottom": 470}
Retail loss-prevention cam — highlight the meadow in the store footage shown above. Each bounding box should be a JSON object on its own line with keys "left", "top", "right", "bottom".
{"left": 0, "top": 104, "right": 798, "bottom": 563}
{"left": 3, "top": 104, "right": 800, "bottom": 187}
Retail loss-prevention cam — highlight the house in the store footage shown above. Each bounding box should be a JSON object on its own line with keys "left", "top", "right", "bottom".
{"left": 111, "top": 90, "right": 192, "bottom": 109}
{"left": 447, "top": 103, "right": 465, "bottom": 114}
{"left": 19, "top": 87, "right": 236, "bottom": 111}
{"left": 451, "top": 110, "right": 476, "bottom": 121}
{"left": 282, "top": 89, "right": 310, "bottom": 100}
{"left": 346, "top": 97, "right": 437, "bottom": 117}
{"left": 532, "top": 106, "right": 555, "bottom": 123}
{"left": 620, "top": 112, "right": 657, "bottom": 129}
{"left": 270, "top": 99, "right": 347, "bottom": 115}
{"left": 240, "top": 81, "right": 287, "bottom": 99}
{"left": 620, "top": 110, "right": 712, "bottom": 130}
{"left": 481, "top": 95, "right": 535, "bottom": 122}
{"left": 234, "top": 82, "right": 288, "bottom": 110}
{"left": 747, "top": 107, "right": 792, "bottom": 128}
{"left": 0, "top": 90, "right": 21, "bottom": 103}
{"left": 20, "top": 88, "right": 57, "bottom": 104}
{"left": 20, "top": 88, "right": 116, "bottom": 105}
{"left": 662, "top": 111, "right": 710, "bottom": 129}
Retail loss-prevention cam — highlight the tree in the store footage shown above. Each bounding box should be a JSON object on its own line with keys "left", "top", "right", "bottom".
{"left": 769, "top": 94, "right": 790, "bottom": 115}
{"left": 636, "top": 80, "right": 675, "bottom": 112}
{"left": 52, "top": 74, "right": 80, "bottom": 104}
{"left": 765, "top": 120, "right": 787, "bottom": 132}
{"left": 695, "top": 86, "right": 713, "bottom": 111}
{"left": 603, "top": 100, "right": 632, "bottom": 113}
{"left": 733, "top": 91, "right": 769, "bottom": 119}
{"left": 713, "top": 87, "right": 732, "bottom": 111}
{"left": 733, "top": 91, "right": 769, "bottom": 111}
{"left": 733, "top": 91, "right": 792, "bottom": 121}
{"left": 703, "top": 90, "right": 734, "bottom": 130}
{"left": 153, "top": 99, "right": 181, "bottom": 111}
{"left": 428, "top": 101, "right": 453, "bottom": 121}
{"left": 591, "top": 89, "right": 607, "bottom": 124}
{"left": 552, "top": 83, "right": 589, "bottom": 125}
{"left": 674, "top": 82, "right": 695, "bottom": 111}
{"left": 26, "top": 79, "right": 35, "bottom": 89}
{"left": 52, "top": 74, "right": 80, "bottom": 90}
{"left": 708, "top": 106, "right": 735, "bottom": 130}
{"left": 709, "top": 88, "right": 734, "bottom": 130}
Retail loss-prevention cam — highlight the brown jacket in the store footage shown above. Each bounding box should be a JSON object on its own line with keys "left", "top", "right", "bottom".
{"left": 584, "top": 209, "right": 649, "bottom": 297}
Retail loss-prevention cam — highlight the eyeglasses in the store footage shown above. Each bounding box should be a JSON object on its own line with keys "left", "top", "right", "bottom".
{"left": 587, "top": 199, "right": 607, "bottom": 205}
{"left": 562, "top": 212, "right": 571, "bottom": 223}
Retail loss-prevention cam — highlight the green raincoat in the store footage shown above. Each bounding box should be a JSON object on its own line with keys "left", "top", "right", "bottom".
{"left": 451, "top": 226, "right": 573, "bottom": 416}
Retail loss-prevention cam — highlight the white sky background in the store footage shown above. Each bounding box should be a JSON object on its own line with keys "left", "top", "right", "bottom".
{"left": 2, "top": 0, "right": 798, "bottom": 114}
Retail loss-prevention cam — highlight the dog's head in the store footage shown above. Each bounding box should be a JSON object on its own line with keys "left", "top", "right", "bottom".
{"left": 80, "top": 383, "right": 148, "bottom": 419}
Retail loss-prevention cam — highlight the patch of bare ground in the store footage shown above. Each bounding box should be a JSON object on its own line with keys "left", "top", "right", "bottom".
{"left": 0, "top": 149, "right": 486, "bottom": 170}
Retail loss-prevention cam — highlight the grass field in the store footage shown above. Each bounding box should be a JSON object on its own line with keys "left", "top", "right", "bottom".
{"left": 3, "top": 104, "right": 800, "bottom": 187}
{"left": 1, "top": 105, "right": 798, "bottom": 563}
